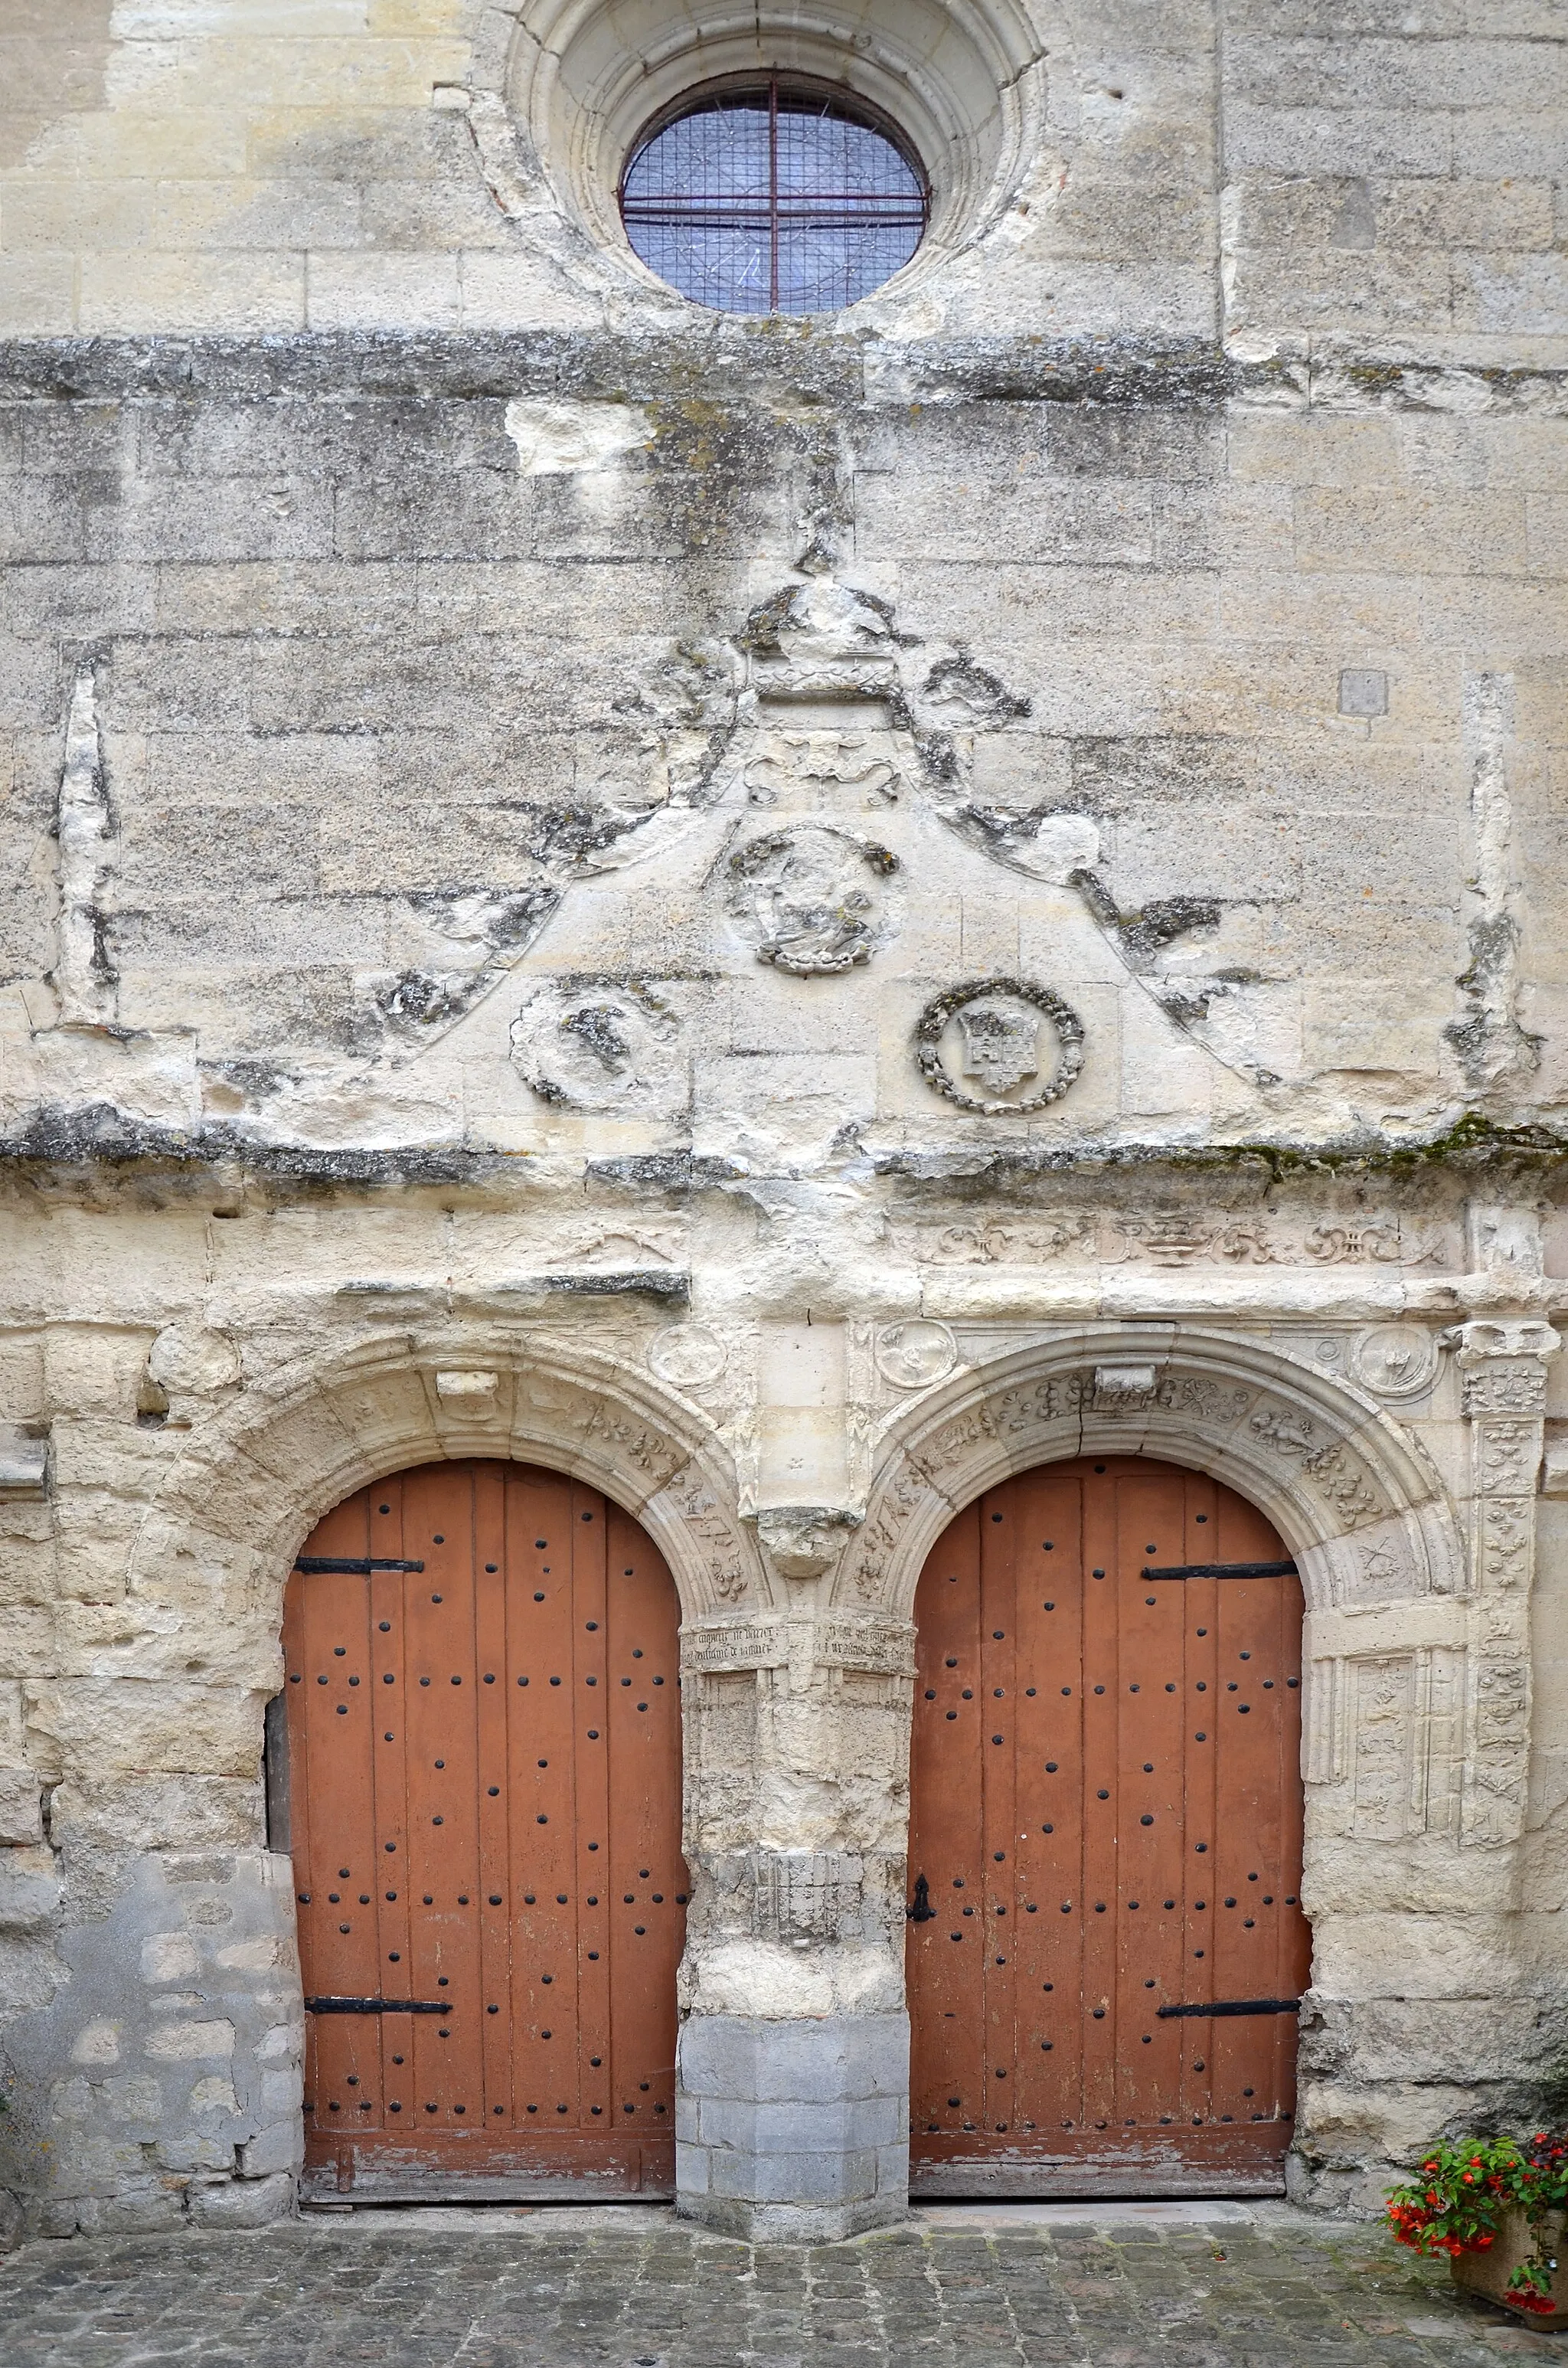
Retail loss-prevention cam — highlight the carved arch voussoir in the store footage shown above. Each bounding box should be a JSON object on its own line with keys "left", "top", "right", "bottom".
{"left": 126, "top": 1329, "right": 768, "bottom": 1631}
{"left": 838, "top": 1326, "right": 1464, "bottom": 1619}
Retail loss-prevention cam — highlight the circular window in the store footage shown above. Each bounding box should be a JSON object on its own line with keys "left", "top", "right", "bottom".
{"left": 619, "top": 77, "right": 928, "bottom": 315}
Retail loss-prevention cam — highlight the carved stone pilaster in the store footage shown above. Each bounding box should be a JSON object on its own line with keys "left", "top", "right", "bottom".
{"left": 1455, "top": 1320, "right": 1557, "bottom": 1591}
{"left": 748, "top": 1851, "right": 882, "bottom": 1945}
{"left": 1453, "top": 1318, "right": 1559, "bottom": 1845}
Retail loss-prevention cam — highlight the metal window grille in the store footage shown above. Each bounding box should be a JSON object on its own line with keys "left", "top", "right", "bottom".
{"left": 619, "top": 77, "right": 928, "bottom": 316}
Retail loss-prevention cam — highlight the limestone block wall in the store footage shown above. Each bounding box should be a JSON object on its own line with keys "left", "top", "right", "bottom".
{"left": 0, "top": 0, "right": 1564, "bottom": 2245}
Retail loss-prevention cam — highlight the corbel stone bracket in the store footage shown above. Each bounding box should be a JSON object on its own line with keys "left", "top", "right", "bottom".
{"left": 753, "top": 1503, "right": 862, "bottom": 1583}
{"left": 1448, "top": 1316, "right": 1560, "bottom": 1846}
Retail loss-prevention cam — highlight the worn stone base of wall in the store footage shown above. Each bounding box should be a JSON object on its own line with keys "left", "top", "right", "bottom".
{"left": 0, "top": 1846, "right": 301, "bottom": 2242}
{"left": 676, "top": 2013, "right": 909, "bottom": 2241}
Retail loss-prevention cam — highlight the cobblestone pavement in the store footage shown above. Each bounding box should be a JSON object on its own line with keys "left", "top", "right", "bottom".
{"left": 5, "top": 2202, "right": 1568, "bottom": 2368}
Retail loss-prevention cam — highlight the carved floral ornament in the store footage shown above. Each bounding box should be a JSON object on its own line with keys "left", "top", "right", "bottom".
{"left": 124, "top": 1330, "right": 764, "bottom": 1625}
{"left": 836, "top": 1332, "right": 1465, "bottom": 1619}
{"left": 907, "top": 1212, "right": 1457, "bottom": 1268}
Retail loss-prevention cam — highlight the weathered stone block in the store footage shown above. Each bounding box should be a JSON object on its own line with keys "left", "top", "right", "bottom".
{"left": 24, "top": 1682, "right": 263, "bottom": 1777}
{"left": 0, "top": 1771, "right": 43, "bottom": 1846}
{"left": 185, "top": 2170, "right": 296, "bottom": 2228}
{"left": 0, "top": 1852, "right": 62, "bottom": 1937}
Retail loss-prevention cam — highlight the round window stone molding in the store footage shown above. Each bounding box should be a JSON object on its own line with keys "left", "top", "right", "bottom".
{"left": 916, "top": 975, "right": 1086, "bottom": 1116}
{"left": 504, "top": 0, "right": 1049, "bottom": 308}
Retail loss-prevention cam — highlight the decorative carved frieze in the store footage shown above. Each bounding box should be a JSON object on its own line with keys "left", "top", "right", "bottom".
{"left": 581, "top": 1405, "right": 691, "bottom": 1492}
{"left": 1246, "top": 1405, "right": 1384, "bottom": 1527}
{"left": 900, "top": 1212, "right": 1455, "bottom": 1270}
{"left": 1462, "top": 1364, "right": 1550, "bottom": 1418}
{"left": 672, "top": 1477, "right": 753, "bottom": 1601}
{"left": 748, "top": 1851, "right": 868, "bottom": 1944}
{"left": 844, "top": 1337, "right": 1451, "bottom": 1614}
{"left": 1306, "top": 1646, "right": 1464, "bottom": 1840}
{"left": 1465, "top": 1627, "right": 1533, "bottom": 1849}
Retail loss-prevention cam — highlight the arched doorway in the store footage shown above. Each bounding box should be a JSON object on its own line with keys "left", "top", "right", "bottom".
{"left": 906, "top": 1453, "right": 1310, "bottom": 2195}
{"left": 278, "top": 1458, "right": 687, "bottom": 2200}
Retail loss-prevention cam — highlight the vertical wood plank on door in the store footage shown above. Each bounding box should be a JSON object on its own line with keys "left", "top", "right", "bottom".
{"left": 285, "top": 1460, "right": 685, "bottom": 2198}
{"left": 909, "top": 1454, "right": 1310, "bottom": 2196}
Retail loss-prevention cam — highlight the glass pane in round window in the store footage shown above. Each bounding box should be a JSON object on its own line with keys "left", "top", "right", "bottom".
{"left": 620, "top": 80, "right": 927, "bottom": 316}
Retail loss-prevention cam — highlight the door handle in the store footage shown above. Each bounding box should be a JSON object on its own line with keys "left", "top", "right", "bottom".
{"left": 906, "top": 1873, "right": 936, "bottom": 1923}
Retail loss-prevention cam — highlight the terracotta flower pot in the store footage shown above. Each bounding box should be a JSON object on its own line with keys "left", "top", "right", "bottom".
{"left": 1452, "top": 2208, "right": 1568, "bottom": 2330}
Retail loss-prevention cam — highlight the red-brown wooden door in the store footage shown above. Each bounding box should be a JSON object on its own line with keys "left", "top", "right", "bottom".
{"left": 281, "top": 1459, "right": 686, "bottom": 2200}
{"left": 907, "top": 1454, "right": 1310, "bottom": 2195}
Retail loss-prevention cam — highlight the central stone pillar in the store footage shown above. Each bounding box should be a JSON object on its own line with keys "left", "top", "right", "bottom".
{"left": 676, "top": 1949, "right": 910, "bottom": 2242}
{"left": 675, "top": 1569, "right": 916, "bottom": 2237}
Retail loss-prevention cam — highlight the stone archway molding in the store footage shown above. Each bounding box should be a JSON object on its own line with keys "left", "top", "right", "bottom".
{"left": 124, "top": 1326, "right": 769, "bottom": 1646}
{"left": 840, "top": 1323, "right": 1464, "bottom": 1623}
{"left": 835, "top": 1323, "right": 1548, "bottom": 1848}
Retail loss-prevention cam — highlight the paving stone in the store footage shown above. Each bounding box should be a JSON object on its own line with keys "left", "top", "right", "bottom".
{"left": 2, "top": 2207, "right": 1566, "bottom": 2367}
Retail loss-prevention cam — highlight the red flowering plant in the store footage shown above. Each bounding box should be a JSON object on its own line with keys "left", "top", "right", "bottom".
{"left": 1386, "top": 2131, "right": 1568, "bottom": 2311}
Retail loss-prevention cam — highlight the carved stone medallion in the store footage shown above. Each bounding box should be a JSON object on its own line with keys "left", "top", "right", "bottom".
{"left": 916, "top": 976, "right": 1086, "bottom": 1114}
{"left": 727, "top": 823, "right": 899, "bottom": 975}
{"left": 1352, "top": 1323, "right": 1441, "bottom": 1401}
{"left": 875, "top": 1319, "right": 959, "bottom": 1390}
{"left": 648, "top": 1323, "right": 728, "bottom": 1389}
{"left": 510, "top": 976, "right": 682, "bottom": 1111}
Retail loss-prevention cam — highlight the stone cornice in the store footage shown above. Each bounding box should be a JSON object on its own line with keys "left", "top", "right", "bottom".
{"left": 0, "top": 332, "right": 1563, "bottom": 415}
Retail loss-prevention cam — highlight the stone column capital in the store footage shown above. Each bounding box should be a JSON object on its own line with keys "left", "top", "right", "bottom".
{"left": 1450, "top": 1316, "right": 1561, "bottom": 1369}
{"left": 1446, "top": 1320, "right": 1560, "bottom": 1418}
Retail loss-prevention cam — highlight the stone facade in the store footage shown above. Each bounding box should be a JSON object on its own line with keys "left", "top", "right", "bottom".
{"left": 2, "top": 0, "right": 1568, "bottom": 2246}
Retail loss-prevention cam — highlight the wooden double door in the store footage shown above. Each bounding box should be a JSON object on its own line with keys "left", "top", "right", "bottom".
{"left": 908, "top": 1454, "right": 1311, "bottom": 2195}
{"left": 281, "top": 1459, "right": 686, "bottom": 2200}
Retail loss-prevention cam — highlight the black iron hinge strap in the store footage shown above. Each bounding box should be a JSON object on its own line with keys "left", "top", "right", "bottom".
{"left": 1142, "top": 1560, "right": 1298, "bottom": 1581}
{"left": 1157, "top": 1997, "right": 1301, "bottom": 2020}
{"left": 304, "top": 1996, "right": 447, "bottom": 2015}
{"left": 292, "top": 1558, "right": 426, "bottom": 1575}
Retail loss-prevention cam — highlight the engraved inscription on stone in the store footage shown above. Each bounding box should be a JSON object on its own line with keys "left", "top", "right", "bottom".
{"left": 916, "top": 976, "right": 1086, "bottom": 1115}
{"left": 727, "top": 823, "right": 900, "bottom": 975}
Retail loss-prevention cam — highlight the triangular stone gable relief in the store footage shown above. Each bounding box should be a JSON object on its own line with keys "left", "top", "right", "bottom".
{"left": 385, "top": 564, "right": 1274, "bottom": 1152}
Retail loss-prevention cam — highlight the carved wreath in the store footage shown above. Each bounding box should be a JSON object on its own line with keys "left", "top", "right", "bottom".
{"left": 915, "top": 975, "right": 1086, "bottom": 1115}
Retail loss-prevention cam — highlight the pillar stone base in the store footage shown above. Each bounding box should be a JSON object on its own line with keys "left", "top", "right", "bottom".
{"left": 675, "top": 2011, "right": 910, "bottom": 2242}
